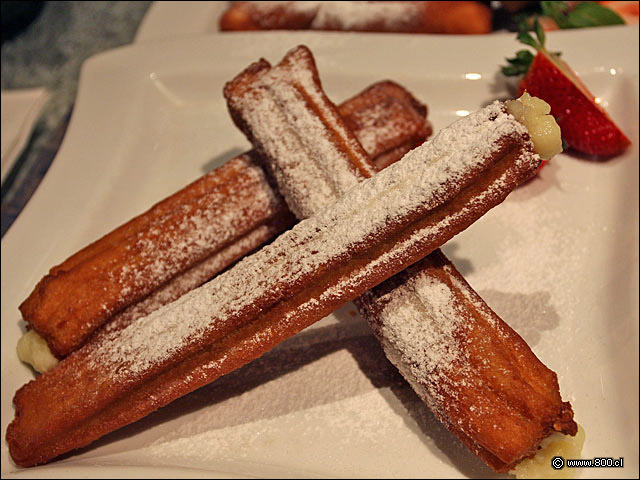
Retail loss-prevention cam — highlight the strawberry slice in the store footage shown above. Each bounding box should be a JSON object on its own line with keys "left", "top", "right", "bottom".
{"left": 503, "top": 21, "right": 631, "bottom": 157}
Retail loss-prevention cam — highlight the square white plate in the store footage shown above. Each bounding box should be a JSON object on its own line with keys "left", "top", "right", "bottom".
{"left": 2, "top": 27, "right": 638, "bottom": 478}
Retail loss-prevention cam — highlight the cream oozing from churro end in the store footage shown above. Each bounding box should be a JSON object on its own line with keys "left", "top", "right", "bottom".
{"left": 512, "top": 424, "right": 585, "bottom": 479}
{"left": 506, "top": 92, "right": 562, "bottom": 161}
{"left": 17, "top": 330, "right": 59, "bottom": 373}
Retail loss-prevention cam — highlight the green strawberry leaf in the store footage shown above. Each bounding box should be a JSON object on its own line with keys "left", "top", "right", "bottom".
{"left": 503, "top": 19, "right": 544, "bottom": 77}
{"left": 566, "top": 3, "right": 625, "bottom": 28}
{"left": 515, "top": 17, "right": 546, "bottom": 50}
{"left": 517, "top": 29, "right": 539, "bottom": 49}
{"left": 541, "top": 1, "right": 625, "bottom": 29}
{"left": 502, "top": 50, "right": 535, "bottom": 76}
{"left": 541, "top": 1, "right": 572, "bottom": 29}
{"left": 515, "top": 50, "right": 535, "bottom": 63}
{"left": 534, "top": 17, "right": 546, "bottom": 48}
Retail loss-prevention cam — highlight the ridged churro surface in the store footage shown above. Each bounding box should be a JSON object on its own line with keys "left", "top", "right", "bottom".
{"left": 227, "top": 44, "right": 575, "bottom": 472}
{"left": 338, "top": 81, "right": 432, "bottom": 170}
{"left": 19, "top": 80, "right": 428, "bottom": 363}
{"left": 8, "top": 85, "right": 537, "bottom": 466}
{"left": 225, "top": 46, "right": 376, "bottom": 218}
{"left": 20, "top": 155, "right": 287, "bottom": 358}
{"left": 358, "top": 253, "right": 577, "bottom": 472}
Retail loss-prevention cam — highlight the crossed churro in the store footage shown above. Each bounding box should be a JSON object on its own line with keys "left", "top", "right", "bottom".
{"left": 8, "top": 45, "right": 569, "bottom": 472}
{"left": 219, "top": 1, "right": 492, "bottom": 35}
{"left": 18, "top": 80, "right": 429, "bottom": 366}
{"left": 224, "top": 45, "right": 576, "bottom": 472}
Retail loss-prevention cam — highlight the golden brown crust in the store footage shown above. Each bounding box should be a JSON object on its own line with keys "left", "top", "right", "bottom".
{"left": 420, "top": 1, "right": 492, "bottom": 35}
{"left": 87, "top": 211, "right": 295, "bottom": 342}
{"left": 229, "top": 48, "right": 574, "bottom": 473}
{"left": 224, "top": 46, "right": 377, "bottom": 185}
{"left": 219, "top": 1, "right": 492, "bottom": 35}
{"left": 225, "top": 46, "right": 380, "bottom": 220}
{"left": 7, "top": 137, "right": 534, "bottom": 466}
{"left": 8, "top": 60, "right": 535, "bottom": 468}
{"left": 19, "top": 155, "right": 289, "bottom": 358}
{"left": 219, "top": 1, "right": 318, "bottom": 31}
{"left": 338, "top": 80, "right": 432, "bottom": 170}
{"left": 8, "top": 46, "right": 540, "bottom": 469}
{"left": 19, "top": 79, "right": 430, "bottom": 359}
{"left": 358, "top": 252, "right": 577, "bottom": 472}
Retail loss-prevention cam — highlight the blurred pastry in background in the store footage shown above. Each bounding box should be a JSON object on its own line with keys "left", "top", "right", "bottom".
{"left": 220, "top": 1, "right": 634, "bottom": 35}
{"left": 220, "top": 1, "right": 493, "bottom": 34}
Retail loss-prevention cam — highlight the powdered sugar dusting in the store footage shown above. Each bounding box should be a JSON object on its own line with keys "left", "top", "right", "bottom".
{"left": 243, "top": 63, "right": 552, "bottom": 462}
{"left": 246, "top": 1, "right": 423, "bottom": 32}
{"left": 227, "top": 47, "right": 376, "bottom": 219}
{"left": 106, "top": 155, "right": 282, "bottom": 312}
{"left": 444, "top": 263, "right": 501, "bottom": 331}
{"left": 310, "top": 1, "right": 420, "bottom": 30}
{"left": 371, "top": 269, "right": 468, "bottom": 412}
{"left": 340, "top": 88, "right": 430, "bottom": 166}
{"left": 89, "top": 81, "right": 422, "bottom": 344}
{"left": 355, "top": 102, "right": 405, "bottom": 155}
{"left": 250, "top": 1, "right": 322, "bottom": 17}
{"left": 96, "top": 222, "right": 284, "bottom": 339}
{"left": 86, "top": 102, "right": 535, "bottom": 384}
{"left": 22, "top": 79, "right": 426, "bottom": 367}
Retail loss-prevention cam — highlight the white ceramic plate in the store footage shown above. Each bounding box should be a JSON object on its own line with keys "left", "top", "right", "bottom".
{"left": 2, "top": 27, "right": 638, "bottom": 478}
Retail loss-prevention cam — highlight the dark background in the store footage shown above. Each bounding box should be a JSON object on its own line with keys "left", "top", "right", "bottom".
{"left": 1, "top": 1, "right": 152, "bottom": 237}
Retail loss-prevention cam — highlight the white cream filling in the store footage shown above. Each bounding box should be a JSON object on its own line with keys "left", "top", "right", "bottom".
{"left": 506, "top": 92, "right": 563, "bottom": 160}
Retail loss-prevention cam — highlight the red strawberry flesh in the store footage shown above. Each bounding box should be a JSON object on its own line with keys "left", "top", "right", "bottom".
{"left": 519, "top": 50, "right": 631, "bottom": 157}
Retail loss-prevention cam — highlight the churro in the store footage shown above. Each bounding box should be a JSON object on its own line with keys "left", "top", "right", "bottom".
{"left": 18, "top": 80, "right": 429, "bottom": 365}
{"left": 225, "top": 45, "right": 576, "bottom": 472}
{"left": 219, "top": 1, "right": 492, "bottom": 35}
{"left": 8, "top": 52, "right": 539, "bottom": 466}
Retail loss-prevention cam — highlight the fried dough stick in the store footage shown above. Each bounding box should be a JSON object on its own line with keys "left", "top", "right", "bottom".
{"left": 225, "top": 45, "right": 576, "bottom": 472}
{"left": 19, "top": 80, "right": 430, "bottom": 362}
{"left": 8, "top": 46, "right": 539, "bottom": 467}
{"left": 219, "top": 1, "right": 492, "bottom": 35}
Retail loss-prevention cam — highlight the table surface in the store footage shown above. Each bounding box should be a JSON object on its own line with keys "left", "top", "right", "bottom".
{"left": 1, "top": 1, "right": 152, "bottom": 238}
